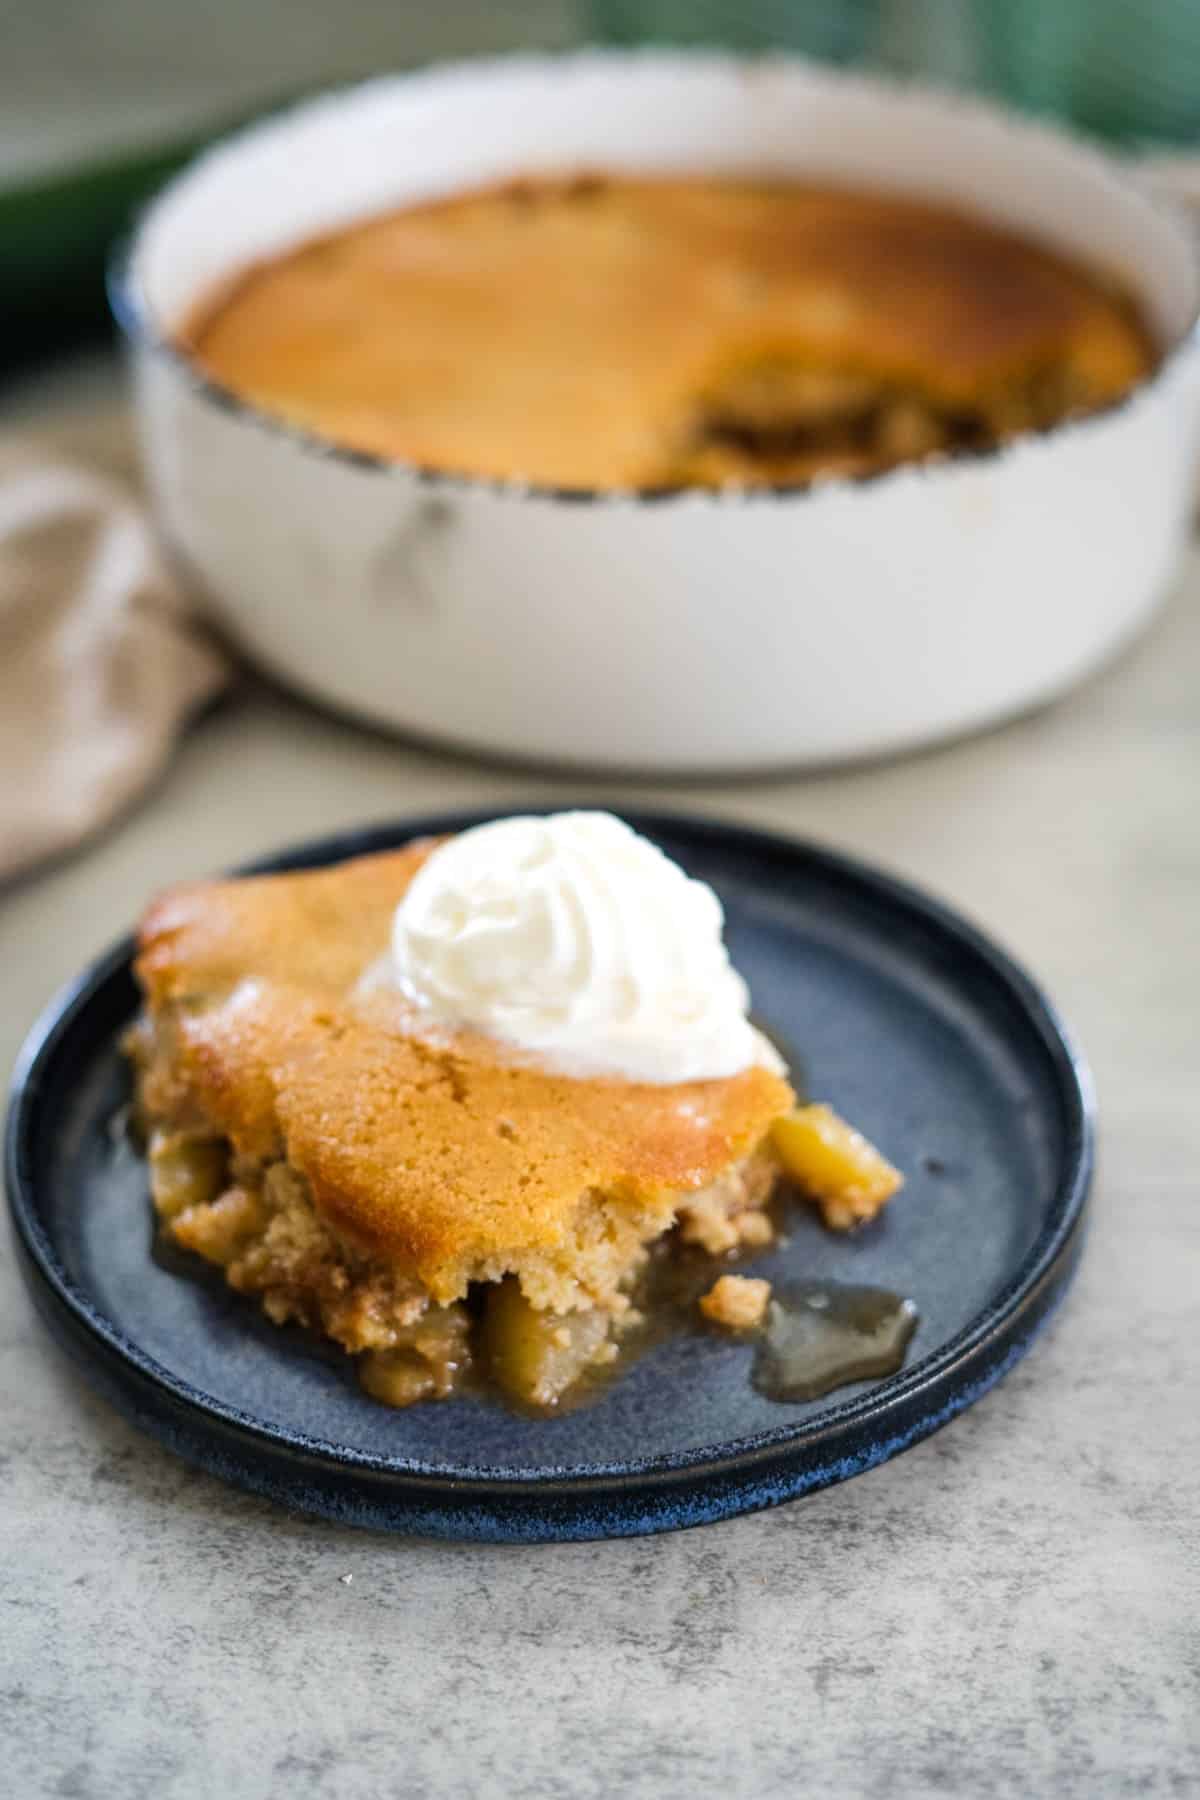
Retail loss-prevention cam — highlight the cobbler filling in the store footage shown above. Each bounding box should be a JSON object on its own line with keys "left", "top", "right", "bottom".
{"left": 676, "top": 357, "right": 1101, "bottom": 484}
{"left": 144, "top": 1121, "right": 779, "bottom": 1410}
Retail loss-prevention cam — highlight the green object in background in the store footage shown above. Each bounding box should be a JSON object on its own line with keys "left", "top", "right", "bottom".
{"left": 0, "top": 92, "right": 309, "bottom": 378}
{"left": 588, "top": 0, "right": 1200, "bottom": 146}
{"left": 0, "top": 135, "right": 204, "bottom": 372}
{"left": 586, "top": 0, "right": 874, "bottom": 60}
{"left": 975, "top": 0, "right": 1200, "bottom": 146}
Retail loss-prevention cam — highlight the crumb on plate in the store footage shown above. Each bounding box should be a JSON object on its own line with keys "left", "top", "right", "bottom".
{"left": 699, "top": 1274, "right": 772, "bottom": 1331}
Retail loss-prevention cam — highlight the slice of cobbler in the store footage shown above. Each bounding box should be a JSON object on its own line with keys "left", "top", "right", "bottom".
{"left": 126, "top": 816, "right": 902, "bottom": 1410}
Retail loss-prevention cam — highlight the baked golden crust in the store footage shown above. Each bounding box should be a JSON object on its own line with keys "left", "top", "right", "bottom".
{"left": 133, "top": 842, "right": 795, "bottom": 1305}
{"left": 184, "top": 174, "right": 1155, "bottom": 489}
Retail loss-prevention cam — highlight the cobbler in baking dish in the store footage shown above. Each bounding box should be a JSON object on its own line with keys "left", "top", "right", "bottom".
{"left": 182, "top": 174, "right": 1154, "bottom": 490}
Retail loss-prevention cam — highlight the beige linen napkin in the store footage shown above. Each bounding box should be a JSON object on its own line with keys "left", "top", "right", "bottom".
{"left": 0, "top": 422, "right": 230, "bottom": 883}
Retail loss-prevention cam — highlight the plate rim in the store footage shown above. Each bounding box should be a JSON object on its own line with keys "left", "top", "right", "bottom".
{"left": 4, "top": 808, "right": 1094, "bottom": 1518}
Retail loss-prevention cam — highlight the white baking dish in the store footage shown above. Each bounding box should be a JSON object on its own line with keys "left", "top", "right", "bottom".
{"left": 113, "top": 51, "right": 1200, "bottom": 774}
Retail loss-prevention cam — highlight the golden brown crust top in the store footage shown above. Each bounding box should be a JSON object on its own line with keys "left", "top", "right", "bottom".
{"left": 134, "top": 842, "right": 794, "bottom": 1295}
{"left": 185, "top": 174, "right": 1154, "bottom": 489}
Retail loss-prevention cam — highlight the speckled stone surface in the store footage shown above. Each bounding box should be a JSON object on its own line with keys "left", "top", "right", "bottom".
{"left": 2, "top": 362, "right": 1198, "bottom": 1798}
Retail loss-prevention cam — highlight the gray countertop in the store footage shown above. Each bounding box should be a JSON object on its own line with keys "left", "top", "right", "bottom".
{"left": 2, "top": 361, "right": 1198, "bottom": 1799}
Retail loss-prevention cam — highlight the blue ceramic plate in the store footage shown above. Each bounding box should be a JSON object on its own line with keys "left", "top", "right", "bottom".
{"left": 5, "top": 811, "right": 1092, "bottom": 1542}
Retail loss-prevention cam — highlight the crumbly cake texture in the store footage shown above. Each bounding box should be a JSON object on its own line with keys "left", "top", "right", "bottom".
{"left": 132, "top": 842, "right": 795, "bottom": 1317}
{"left": 185, "top": 174, "right": 1155, "bottom": 490}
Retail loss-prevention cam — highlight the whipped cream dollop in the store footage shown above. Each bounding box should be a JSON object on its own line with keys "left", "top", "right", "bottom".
{"left": 388, "top": 811, "right": 776, "bottom": 1083}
